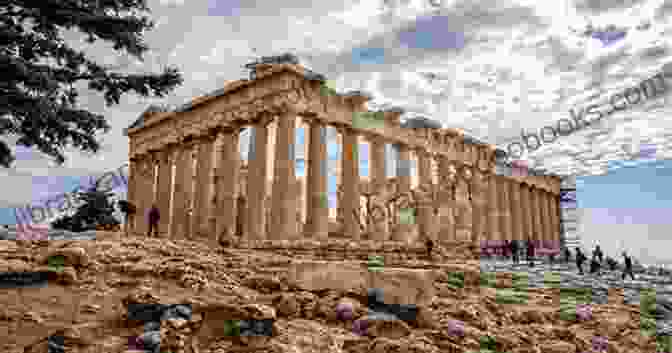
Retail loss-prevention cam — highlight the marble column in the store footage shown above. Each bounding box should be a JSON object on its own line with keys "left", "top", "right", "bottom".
{"left": 214, "top": 127, "right": 241, "bottom": 240}
{"left": 550, "top": 193, "right": 560, "bottom": 245}
{"left": 246, "top": 117, "right": 271, "bottom": 240}
{"left": 519, "top": 183, "right": 530, "bottom": 243}
{"left": 416, "top": 149, "right": 434, "bottom": 240}
{"left": 539, "top": 190, "right": 550, "bottom": 245}
{"left": 187, "top": 143, "right": 201, "bottom": 238}
{"left": 270, "top": 110, "right": 298, "bottom": 239}
{"left": 170, "top": 146, "right": 189, "bottom": 239}
{"left": 127, "top": 159, "right": 138, "bottom": 233}
{"left": 509, "top": 178, "right": 521, "bottom": 241}
{"left": 437, "top": 158, "right": 456, "bottom": 243}
{"left": 156, "top": 148, "right": 173, "bottom": 236}
{"left": 305, "top": 119, "right": 329, "bottom": 239}
{"left": 135, "top": 156, "right": 151, "bottom": 235}
{"left": 535, "top": 189, "right": 545, "bottom": 245}
{"left": 496, "top": 176, "right": 508, "bottom": 241}
{"left": 488, "top": 171, "right": 500, "bottom": 242}
{"left": 340, "top": 126, "right": 360, "bottom": 240}
{"left": 470, "top": 169, "right": 488, "bottom": 244}
{"left": 193, "top": 136, "right": 214, "bottom": 238}
{"left": 369, "top": 136, "right": 386, "bottom": 185}
{"left": 528, "top": 186, "right": 539, "bottom": 243}
{"left": 393, "top": 144, "right": 415, "bottom": 243}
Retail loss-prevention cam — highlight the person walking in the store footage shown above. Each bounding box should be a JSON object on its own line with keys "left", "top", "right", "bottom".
{"left": 606, "top": 256, "right": 618, "bottom": 271}
{"left": 622, "top": 252, "right": 636, "bottom": 280}
{"left": 575, "top": 248, "right": 586, "bottom": 275}
{"left": 147, "top": 203, "right": 160, "bottom": 238}
{"left": 502, "top": 240, "right": 510, "bottom": 260}
{"left": 589, "top": 254, "right": 601, "bottom": 275}
{"left": 593, "top": 245, "right": 604, "bottom": 263}
{"left": 526, "top": 238, "right": 535, "bottom": 267}
{"left": 425, "top": 236, "right": 434, "bottom": 259}
{"left": 563, "top": 246, "right": 572, "bottom": 263}
{"left": 510, "top": 239, "right": 520, "bottom": 264}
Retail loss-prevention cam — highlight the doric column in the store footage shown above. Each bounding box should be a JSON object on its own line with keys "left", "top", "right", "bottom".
{"left": 535, "top": 188, "right": 545, "bottom": 245}
{"left": 509, "top": 178, "right": 521, "bottom": 241}
{"left": 453, "top": 164, "right": 472, "bottom": 242}
{"left": 169, "top": 146, "right": 188, "bottom": 239}
{"left": 304, "top": 118, "right": 329, "bottom": 239}
{"left": 369, "top": 135, "right": 386, "bottom": 185}
{"left": 470, "top": 169, "right": 488, "bottom": 243}
{"left": 212, "top": 127, "right": 241, "bottom": 241}
{"left": 192, "top": 136, "right": 214, "bottom": 238}
{"left": 496, "top": 176, "right": 508, "bottom": 241}
{"left": 393, "top": 144, "right": 416, "bottom": 243}
{"left": 127, "top": 158, "right": 138, "bottom": 233}
{"left": 416, "top": 149, "right": 434, "bottom": 240}
{"left": 519, "top": 183, "right": 530, "bottom": 241}
{"left": 528, "top": 186, "right": 539, "bottom": 243}
{"left": 156, "top": 148, "right": 173, "bottom": 236}
{"left": 270, "top": 110, "right": 298, "bottom": 239}
{"left": 187, "top": 143, "right": 201, "bottom": 238}
{"left": 488, "top": 172, "right": 499, "bottom": 241}
{"left": 246, "top": 116, "right": 271, "bottom": 240}
{"left": 550, "top": 194, "right": 560, "bottom": 244}
{"left": 539, "top": 190, "right": 549, "bottom": 245}
{"left": 437, "top": 158, "right": 456, "bottom": 243}
{"left": 340, "top": 126, "right": 360, "bottom": 240}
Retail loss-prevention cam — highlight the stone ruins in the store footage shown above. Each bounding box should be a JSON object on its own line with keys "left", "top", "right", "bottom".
{"left": 124, "top": 58, "right": 562, "bottom": 248}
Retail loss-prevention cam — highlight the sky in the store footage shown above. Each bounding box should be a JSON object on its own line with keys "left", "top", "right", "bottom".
{"left": 1, "top": 0, "right": 671, "bottom": 264}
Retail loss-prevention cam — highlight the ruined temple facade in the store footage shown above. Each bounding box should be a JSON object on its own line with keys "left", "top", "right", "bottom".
{"left": 125, "top": 62, "right": 562, "bottom": 247}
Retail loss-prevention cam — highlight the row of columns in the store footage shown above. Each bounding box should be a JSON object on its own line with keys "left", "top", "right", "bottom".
{"left": 128, "top": 112, "right": 562, "bottom": 246}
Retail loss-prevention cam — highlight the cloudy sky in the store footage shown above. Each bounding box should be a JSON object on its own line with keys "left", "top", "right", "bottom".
{"left": 1, "top": 0, "right": 671, "bottom": 264}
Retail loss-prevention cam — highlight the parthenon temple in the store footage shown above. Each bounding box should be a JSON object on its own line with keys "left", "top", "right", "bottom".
{"left": 124, "top": 58, "right": 562, "bottom": 248}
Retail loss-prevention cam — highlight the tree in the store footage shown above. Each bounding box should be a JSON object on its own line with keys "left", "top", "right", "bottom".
{"left": 51, "top": 176, "right": 119, "bottom": 231}
{"left": 0, "top": 0, "right": 183, "bottom": 167}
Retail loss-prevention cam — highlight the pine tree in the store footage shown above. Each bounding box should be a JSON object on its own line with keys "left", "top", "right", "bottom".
{"left": 51, "top": 177, "right": 119, "bottom": 231}
{"left": 0, "top": 0, "right": 183, "bottom": 167}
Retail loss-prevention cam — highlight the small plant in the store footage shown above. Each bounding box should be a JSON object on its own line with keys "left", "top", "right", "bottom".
{"left": 223, "top": 319, "right": 241, "bottom": 336}
{"left": 368, "top": 255, "right": 384, "bottom": 272}
{"left": 446, "top": 271, "right": 465, "bottom": 289}
{"left": 479, "top": 334, "right": 498, "bottom": 351}
{"left": 398, "top": 208, "right": 415, "bottom": 225}
{"left": 47, "top": 255, "right": 65, "bottom": 273}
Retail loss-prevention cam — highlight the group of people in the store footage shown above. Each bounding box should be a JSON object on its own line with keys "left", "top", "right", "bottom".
{"left": 571, "top": 245, "right": 636, "bottom": 280}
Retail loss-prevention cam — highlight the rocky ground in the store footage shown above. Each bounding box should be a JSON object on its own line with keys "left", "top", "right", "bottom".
{"left": 0, "top": 231, "right": 669, "bottom": 353}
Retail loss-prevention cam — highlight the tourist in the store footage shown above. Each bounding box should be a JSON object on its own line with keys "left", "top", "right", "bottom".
{"left": 503, "top": 240, "right": 511, "bottom": 260}
{"left": 593, "top": 245, "right": 604, "bottom": 263}
{"left": 147, "top": 204, "right": 160, "bottom": 238}
{"left": 510, "top": 240, "right": 520, "bottom": 264}
{"left": 606, "top": 256, "right": 618, "bottom": 271}
{"left": 621, "top": 252, "right": 636, "bottom": 280}
{"left": 575, "top": 248, "right": 586, "bottom": 275}
{"left": 589, "top": 254, "right": 601, "bottom": 275}
{"left": 526, "top": 238, "right": 535, "bottom": 267}
{"left": 425, "top": 236, "right": 434, "bottom": 259}
{"left": 564, "top": 247, "right": 571, "bottom": 263}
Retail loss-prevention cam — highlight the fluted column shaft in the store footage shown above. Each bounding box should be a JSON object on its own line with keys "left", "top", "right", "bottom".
{"left": 214, "top": 128, "right": 240, "bottom": 240}
{"left": 341, "top": 126, "right": 360, "bottom": 240}
{"left": 519, "top": 183, "right": 530, "bottom": 242}
{"left": 305, "top": 119, "right": 329, "bottom": 239}
{"left": 535, "top": 189, "right": 545, "bottom": 245}
{"left": 369, "top": 136, "right": 386, "bottom": 185}
{"left": 496, "top": 176, "right": 507, "bottom": 241}
{"left": 192, "top": 137, "right": 214, "bottom": 238}
{"left": 271, "top": 111, "right": 298, "bottom": 239}
{"left": 488, "top": 172, "right": 500, "bottom": 241}
{"left": 539, "top": 191, "right": 550, "bottom": 246}
{"left": 550, "top": 194, "right": 560, "bottom": 245}
{"left": 437, "top": 158, "right": 455, "bottom": 243}
{"left": 417, "top": 150, "right": 434, "bottom": 239}
{"left": 528, "top": 186, "right": 539, "bottom": 243}
{"left": 127, "top": 159, "right": 138, "bottom": 233}
{"left": 157, "top": 148, "right": 173, "bottom": 236}
{"left": 170, "top": 147, "right": 189, "bottom": 239}
{"left": 187, "top": 144, "right": 200, "bottom": 238}
{"left": 394, "top": 144, "right": 416, "bottom": 243}
{"left": 509, "top": 178, "right": 521, "bottom": 241}
{"left": 246, "top": 117, "right": 271, "bottom": 240}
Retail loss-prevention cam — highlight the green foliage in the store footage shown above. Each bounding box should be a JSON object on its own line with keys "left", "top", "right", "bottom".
{"left": 223, "top": 320, "right": 241, "bottom": 336}
{"left": 368, "top": 255, "right": 384, "bottom": 272}
{"left": 51, "top": 179, "right": 118, "bottom": 231}
{"left": 0, "top": 0, "right": 183, "bottom": 167}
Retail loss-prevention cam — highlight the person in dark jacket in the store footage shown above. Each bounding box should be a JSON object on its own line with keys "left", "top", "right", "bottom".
{"left": 425, "top": 236, "right": 434, "bottom": 259}
{"left": 606, "top": 256, "right": 618, "bottom": 271}
{"left": 622, "top": 252, "right": 636, "bottom": 280}
{"left": 592, "top": 245, "right": 604, "bottom": 263}
{"left": 526, "top": 239, "right": 535, "bottom": 267}
{"left": 589, "top": 254, "right": 601, "bottom": 275}
{"left": 510, "top": 240, "right": 520, "bottom": 264}
{"left": 563, "top": 247, "right": 572, "bottom": 263}
{"left": 575, "top": 248, "right": 586, "bottom": 275}
{"left": 147, "top": 204, "right": 160, "bottom": 238}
